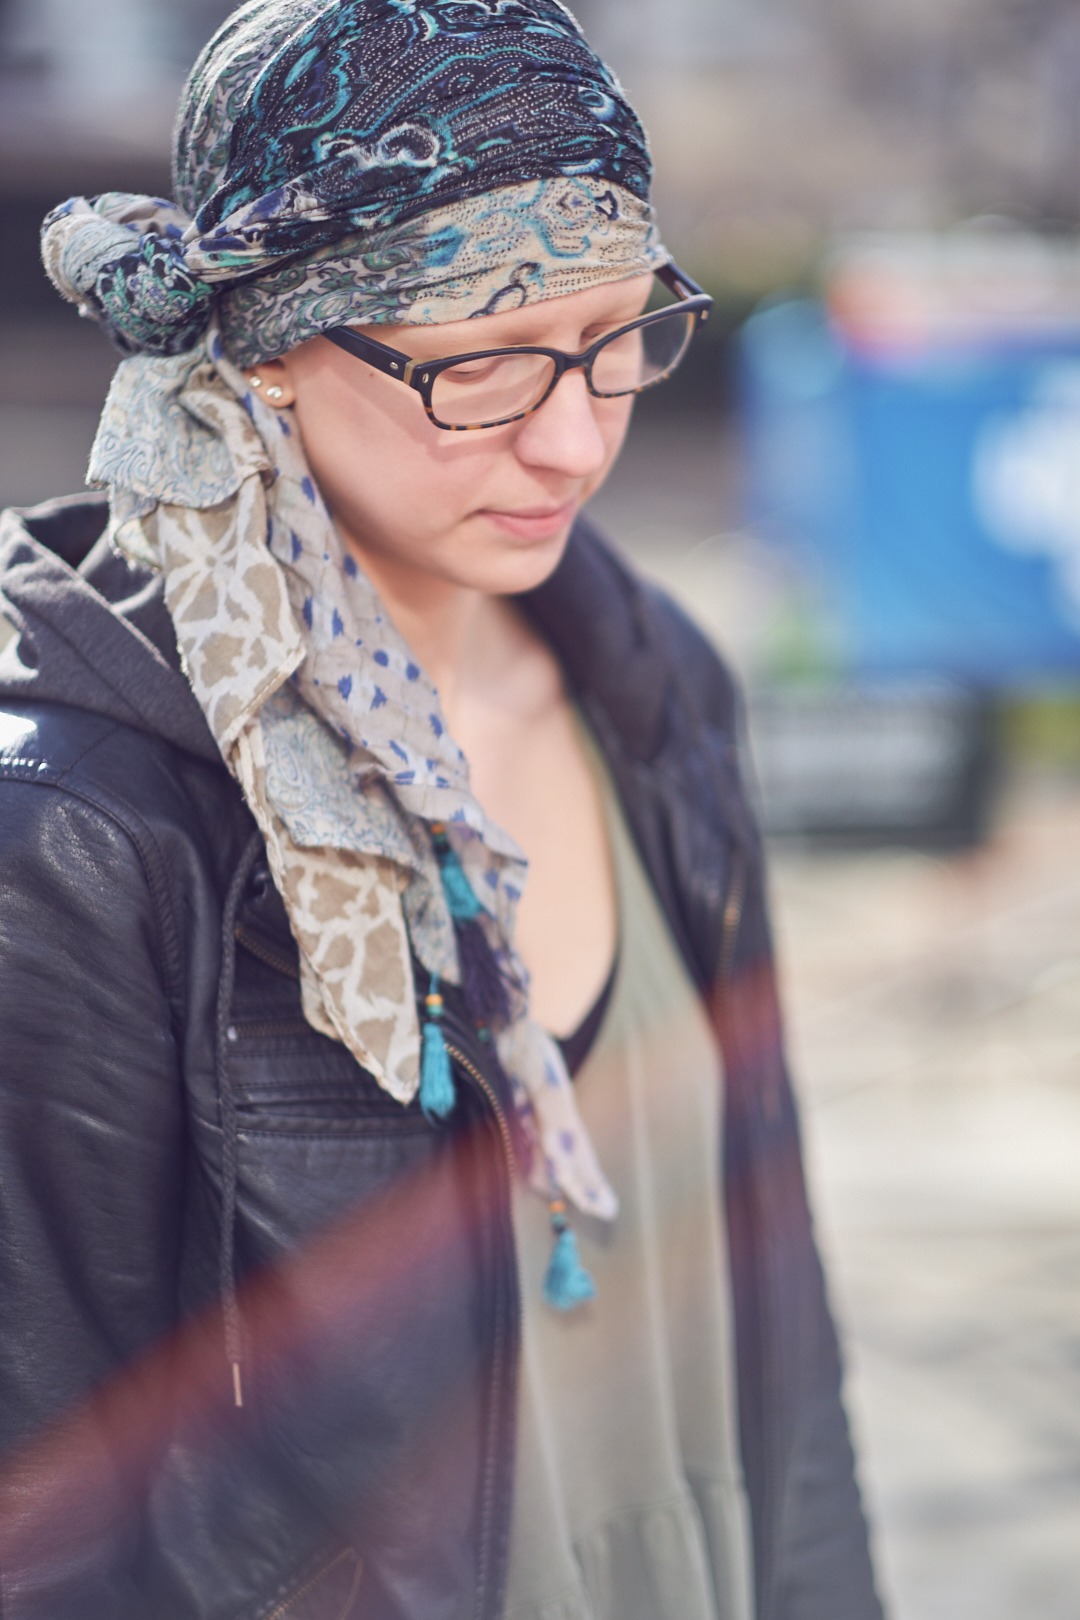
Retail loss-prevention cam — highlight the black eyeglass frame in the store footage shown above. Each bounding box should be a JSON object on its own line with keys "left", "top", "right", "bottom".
{"left": 324, "top": 261, "right": 712, "bottom": 431}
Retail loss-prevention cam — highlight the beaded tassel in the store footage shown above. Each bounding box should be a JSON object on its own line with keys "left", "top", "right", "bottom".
{"left": 419, "top": 974, "right": 456, "bottom": 1120}
{"left": 431, "top": 823, "right": 482, "bottom": 920}
{"left": 543, "top": 1199, "right": 596, "bottom": 1310}
{"left": 431, "top": 822, "right": 510, "bottom": 1027}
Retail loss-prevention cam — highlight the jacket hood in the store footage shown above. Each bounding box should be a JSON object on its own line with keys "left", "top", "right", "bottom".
{"left": 0, "top": 490, "right": 675, "bottom": 773}
{"left": 0, "top": 493, "right": 221, "bottom": 764}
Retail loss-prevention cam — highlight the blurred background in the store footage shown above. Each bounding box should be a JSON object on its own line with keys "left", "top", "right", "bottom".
{"left": 1, "top": 2, "right": 1079, "bottom": 1614}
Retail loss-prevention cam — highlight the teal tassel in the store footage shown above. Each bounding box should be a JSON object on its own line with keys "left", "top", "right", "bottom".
{"left": 543, "top": 1205, "right": 596, "bottom": 1310}
{"left": 431, "top": 822, "right": 482, "bottom": 920}
{"left": 420, "top": 976, "right": 456, "bottom": 1120}
{"left": 431, "top": 822, "right": 509, "bottom": 1027}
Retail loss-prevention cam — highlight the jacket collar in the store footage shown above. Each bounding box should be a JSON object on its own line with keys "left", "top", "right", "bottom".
{"left": 1, "top": 494, "right": 669, "bottom": 767}
{"left": 0, "top": 493, "right": 221, "bottom": 763}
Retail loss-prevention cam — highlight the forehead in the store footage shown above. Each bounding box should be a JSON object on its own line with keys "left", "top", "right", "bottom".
{"left": 367, "top": 272, "right": 655, "bottom": 356}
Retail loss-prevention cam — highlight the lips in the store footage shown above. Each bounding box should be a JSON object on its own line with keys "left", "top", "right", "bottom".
{"left": 480, "top": 500, "right": 577, "bottom": 541}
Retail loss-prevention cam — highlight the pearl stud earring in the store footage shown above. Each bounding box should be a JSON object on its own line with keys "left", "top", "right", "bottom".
{"left": 265, "top": 385, "right": 285, "bottom": 403}
{"left": 249, "top": 375, "right": 263, "bottom": 390}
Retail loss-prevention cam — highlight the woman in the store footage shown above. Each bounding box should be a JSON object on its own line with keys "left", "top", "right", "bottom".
{"left": 0, "top": 2, "right": 882, "bottom": 1617}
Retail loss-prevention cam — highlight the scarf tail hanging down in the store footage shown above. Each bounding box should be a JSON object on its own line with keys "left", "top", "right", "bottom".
{"left": 97, "top": 330, "right": 617, "bottom": 1289}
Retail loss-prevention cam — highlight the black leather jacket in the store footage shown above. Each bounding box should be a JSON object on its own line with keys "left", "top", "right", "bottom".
{"left": 0, "top": 495, "right": 883, "bottom": 1620}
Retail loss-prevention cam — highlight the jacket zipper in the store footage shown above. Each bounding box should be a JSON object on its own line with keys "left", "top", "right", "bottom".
{"left": 235, "top": 922, "right": 301, "bottom": 980}
{"left": 263, "top": 1547, "right": 361, "bottom": 1620}
{"left": 229, "top": 909, "right": 534, "bottom": 1616}
{"left": 227, "top": 1017, "right": 311, "bottom": 1042}
{"left": 445, "top": 1041, "right": 521, "bottom": 1620}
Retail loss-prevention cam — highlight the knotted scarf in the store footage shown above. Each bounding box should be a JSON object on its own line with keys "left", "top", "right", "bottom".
{"left": 41, "top": 0, "right": 664, "bottom": 363}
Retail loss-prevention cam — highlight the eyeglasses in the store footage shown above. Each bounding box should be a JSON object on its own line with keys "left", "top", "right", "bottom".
{"left": 325, "top": 262, "right": 712, "bottom": 431}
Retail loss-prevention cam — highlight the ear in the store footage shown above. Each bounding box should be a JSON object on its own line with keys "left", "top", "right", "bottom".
{"left": 246, "top": 357, "right": 295, "bottom": 409}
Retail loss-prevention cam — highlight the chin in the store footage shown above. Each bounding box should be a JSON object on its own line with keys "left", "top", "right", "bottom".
{"left": 469, "top": 526, "right": 573, "bottom": 598}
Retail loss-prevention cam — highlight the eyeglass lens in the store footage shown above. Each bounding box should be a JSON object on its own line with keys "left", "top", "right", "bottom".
{"left": 431, "top": 350, "right": 557, "bottom": 428}
{"left": 589, "top": 310, "right": 695, "bottom": 398}
{"left": 428, "top": 307, "right": 696, "bottom": 428}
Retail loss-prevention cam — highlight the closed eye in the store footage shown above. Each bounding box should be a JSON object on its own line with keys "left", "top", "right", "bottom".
{"left": 439, "top": 356, "right": 507, "bottom": 384}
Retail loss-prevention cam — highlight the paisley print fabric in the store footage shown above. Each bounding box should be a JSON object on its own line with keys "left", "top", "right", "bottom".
{"left": 178, "top": 0, "right": 651, "bottom": 250}
{"left": 93, "top": 327, "right": 618, "bottom": 1223}
{"left": 219, "top": 177, "right": 664, "bottom": 365}
{"left": 41, "top": 193, "right": 215, "bottom": 359}
{"left": 41, "top": 0, "right": 662, "bottom": 362}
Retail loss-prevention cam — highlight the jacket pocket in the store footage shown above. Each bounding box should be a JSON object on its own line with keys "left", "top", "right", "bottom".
{"left": 259, "top": 1547, "right": 363, "bottom": 1620}
{"left": 227, "top": 1026, "right": 430, "bottom": 1134}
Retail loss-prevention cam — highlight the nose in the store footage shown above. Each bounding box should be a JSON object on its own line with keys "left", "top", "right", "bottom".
{"left": 511, "top": 365, "right": 610, "bottom": 481}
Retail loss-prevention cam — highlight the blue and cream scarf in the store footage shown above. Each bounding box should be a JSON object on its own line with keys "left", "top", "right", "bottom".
{"left": 94, "top": 331, "right": 619, "bottom": 1237}
{"left": 38, "top": 0, "right": 676, "bottom": 1302}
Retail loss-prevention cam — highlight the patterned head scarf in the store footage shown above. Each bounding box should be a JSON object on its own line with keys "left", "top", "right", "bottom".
{"left": 41, "top": 0, "right": 664, "bottom": 364}
{"left": 40, "top": 0, "right": 671, "bottom": 1314}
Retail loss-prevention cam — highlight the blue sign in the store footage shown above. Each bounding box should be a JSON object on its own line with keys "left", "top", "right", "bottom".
{"left": 739, "top": 300, "right": 1080, "bottom": 682}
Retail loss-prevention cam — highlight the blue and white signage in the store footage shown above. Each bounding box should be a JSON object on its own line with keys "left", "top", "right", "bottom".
{"left": 740, "top": 293, "right": 1080, "bottom": 683}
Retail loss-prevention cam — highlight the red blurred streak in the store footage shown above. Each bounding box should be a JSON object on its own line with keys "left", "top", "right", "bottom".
{"left": 0, "top": 968, "right": 799, "bottom": 1580}
{"left": 0, "top": 1110, "right": 503, "bottom": 1574}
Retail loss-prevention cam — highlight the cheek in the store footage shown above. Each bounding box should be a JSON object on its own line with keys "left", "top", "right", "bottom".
{"left": 607, "top": 395, "right": 635, "bottom": 451}
{"left": 290, "top": 368, "right": 481, "bottom": 543}
{"left": 591, "top": 396, "right": 635, "bottom": 482}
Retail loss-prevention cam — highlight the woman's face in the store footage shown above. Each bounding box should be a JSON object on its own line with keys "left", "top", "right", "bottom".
{"left": 270, "top": 274, "right": 652, "bottom": 597}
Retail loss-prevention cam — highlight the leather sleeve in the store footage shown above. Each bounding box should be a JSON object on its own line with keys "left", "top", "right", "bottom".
{"left": 772, "top": 1239, "right": 884, "bottom": 1620}
{"left": 723, "top": 765, "right": 884, "bottom": 1620}
{"left": 0, "top": 776, "right": 186, "bottom": 1618}
{"left": 643, "top": 589, "right": 883, "bottom": 1617}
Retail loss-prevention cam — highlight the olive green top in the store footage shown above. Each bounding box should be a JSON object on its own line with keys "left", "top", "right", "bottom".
{"left": 504, "top": 734, "right": 755, "bottom": 1620}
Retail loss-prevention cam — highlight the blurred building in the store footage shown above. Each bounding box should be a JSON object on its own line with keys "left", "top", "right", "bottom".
{"left": 576, "top": 0, "right": 1080, "bottom": 286}
{"left": 0, "top": 0, "right": 231, "bottom": 174}
{"left": 2, "top": 0, "right": 1078, "bottom": 292}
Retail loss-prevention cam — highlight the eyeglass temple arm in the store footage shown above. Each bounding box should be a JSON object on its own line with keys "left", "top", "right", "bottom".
{"left": 326, "top": 264, "right": 709, "bottom": 379}
{"left": 325, "top": 327, "right": 421, "bottom": 388}
{"left": 657, "top": 261, "right": 709, "bottom": 302}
